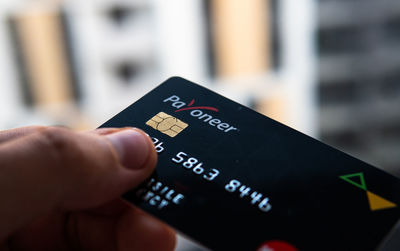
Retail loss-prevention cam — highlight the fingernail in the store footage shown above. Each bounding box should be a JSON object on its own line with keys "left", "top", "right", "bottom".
{"left": 106, "top": 129, "right": 151, "bottom": 169}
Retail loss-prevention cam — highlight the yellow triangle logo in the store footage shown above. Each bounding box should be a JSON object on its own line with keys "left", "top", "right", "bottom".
{"left": 366, "top": 191, "right": 397, "bottom": 211}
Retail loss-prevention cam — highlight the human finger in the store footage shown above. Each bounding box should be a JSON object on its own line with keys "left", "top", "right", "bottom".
{"left": 0, "top": 127, "right": 157, "bottom": 241}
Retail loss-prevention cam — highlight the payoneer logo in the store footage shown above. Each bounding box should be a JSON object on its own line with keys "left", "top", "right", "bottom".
{"left": 163, "top": 95, "right": 238, "bottom": 133}
{"left": 146, "top": 95, "right": 238, "bottom": 137}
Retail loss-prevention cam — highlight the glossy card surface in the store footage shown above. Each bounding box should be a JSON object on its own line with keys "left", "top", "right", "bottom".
{"left": 100, "top": 77, "right": 400, "bottom": 251}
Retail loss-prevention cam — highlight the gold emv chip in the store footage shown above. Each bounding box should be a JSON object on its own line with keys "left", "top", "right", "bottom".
{"left": 146, "top": 112, "right": 188, "bottom": 137}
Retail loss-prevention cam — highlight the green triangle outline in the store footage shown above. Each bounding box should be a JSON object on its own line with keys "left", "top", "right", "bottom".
{"left": 339, "top": 172, "right": 367, "bottom": 190}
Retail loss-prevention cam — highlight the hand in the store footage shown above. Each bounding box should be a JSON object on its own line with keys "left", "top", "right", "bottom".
{"left": 0, "top": 126, "right": 176, "bottom": 251}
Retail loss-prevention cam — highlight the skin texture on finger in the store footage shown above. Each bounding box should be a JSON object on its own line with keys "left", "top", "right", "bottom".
{"left": 0, "top": 126, "right": 46, "bottom": 143}
{"left": 0, "top": 127, "right": 157, "bottom": 241}
{"left": 87, "top": 128, "right": 127, "bottom": 136}
{"left": 0, "top": 126, "right": 124, "bottom": 144}
{"left": 8, "top": 212, "right": 69, "bottom": 251}
{"left": 8, "top": 200, "right": 176, "bottom": 251}
{"left": 117, "top": 206, "right": 176, "bottom": 251}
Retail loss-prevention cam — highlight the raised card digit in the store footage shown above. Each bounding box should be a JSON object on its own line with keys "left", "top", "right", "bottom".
{"left": 172, "top": 152, "right": 187, "bottom": 163}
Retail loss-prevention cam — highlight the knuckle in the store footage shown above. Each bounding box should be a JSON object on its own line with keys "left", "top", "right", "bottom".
{"left": 37, "top": 127, "right": 85, "bottom": 168}
{"left": 35, "top": 127, "right": 118, "bottom": 182}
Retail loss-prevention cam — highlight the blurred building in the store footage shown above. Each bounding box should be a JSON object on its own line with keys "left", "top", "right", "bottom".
{"left": 5, "top": 0, "right": 400, "bottom": 250}
{"left": 317, "top": 0, "right": 400, "bottom": 176}
{"left": 0, "top": 0, "right": 316, "bottom": 133}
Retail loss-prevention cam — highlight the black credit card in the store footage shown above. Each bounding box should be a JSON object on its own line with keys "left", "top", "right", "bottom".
{"left": 100, "top": 77, "right": 400, "bottom": 251}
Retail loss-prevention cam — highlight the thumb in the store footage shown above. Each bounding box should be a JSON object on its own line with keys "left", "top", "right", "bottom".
{"left": 0, "top": 127, "right": 156, "bottom": 240}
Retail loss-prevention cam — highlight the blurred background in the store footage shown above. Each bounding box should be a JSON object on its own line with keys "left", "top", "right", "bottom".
{"left": 0, "top": 0, "right": 399, "bottom": 250}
